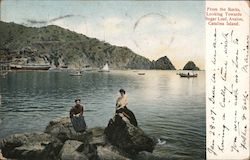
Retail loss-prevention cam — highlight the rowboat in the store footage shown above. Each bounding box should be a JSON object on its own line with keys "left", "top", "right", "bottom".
{"left": 179, "top": 73, "right": 197, "bottom": 78}
{"left": 138, "top": 73, "right": 145, "bottom": 75}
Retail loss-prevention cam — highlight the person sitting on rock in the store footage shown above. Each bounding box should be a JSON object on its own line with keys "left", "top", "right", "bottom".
{"left": 69, "top": 98, "right": 87, "bottom": 132}
{"left": 70, "top": 98, "right": 83, "bottom": 118}
{"left": 116, "top": 89, "right": 128, "bottom": 111}
{"left": 115, "top": 89, "right": 138, "bottom": 126}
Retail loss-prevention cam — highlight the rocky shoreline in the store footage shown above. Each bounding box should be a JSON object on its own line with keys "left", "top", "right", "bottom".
{"left": 0, "top": 115, "right": 165, "bottom": 160}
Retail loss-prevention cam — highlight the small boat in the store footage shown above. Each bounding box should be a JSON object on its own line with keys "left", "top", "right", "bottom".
{"left": 138, "top": 73, "right": 145, "bottom": 75}
{"left": 61, "top": 65, "right": 68, "bottom": 69}
{"left": 70, "top": 71, "right": 82, "bottom": 76}
{"left": 99, "top": 63, "right": 110, "bottom": 72}
{"left": 179, "top": 73, "right": 197, "bottom": 78}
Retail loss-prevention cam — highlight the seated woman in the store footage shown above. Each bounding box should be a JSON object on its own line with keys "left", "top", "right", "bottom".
{"left": 116, "top": 89, "right": 128, "bottom": 112}
{"left": 69, "top": 98, "right": 87, "bottom": 132}
{"left": 116, "top": 89, "right": 138, "bottom": 126}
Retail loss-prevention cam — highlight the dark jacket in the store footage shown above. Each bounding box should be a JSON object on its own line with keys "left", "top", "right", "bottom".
{"left": 69, "top": 104, "right": 84, "bottom": 118}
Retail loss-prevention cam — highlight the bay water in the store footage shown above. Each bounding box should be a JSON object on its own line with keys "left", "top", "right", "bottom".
{"left": 0, "top": 70, "right": 205, "bottom": 159}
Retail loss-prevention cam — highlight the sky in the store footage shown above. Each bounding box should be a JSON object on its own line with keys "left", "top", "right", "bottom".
{"left": 0, "top": 0, "right": 205, "bottom": 69}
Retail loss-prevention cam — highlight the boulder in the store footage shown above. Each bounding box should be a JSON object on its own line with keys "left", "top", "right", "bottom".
{"left": 45, "top": 117, "right": 106, "bottom": 144}
{"left": 97, "top": 145, "right": 130, "bottom": 160}
{"left": 45, "top": 117, "right": 101, "bottom": 160}
{"left": 0, "top": 132, "right": 63, "bottom": 160}
{"left": 104, "top": 115, "right": 155, "bottom": 155}
{"left": 59, "top": 140, "right": 88, "bottom": 160}
{"left": 63, "top": 139, "right": 99, "bottom": 160}
{"left": 135, "top": 151, "right": 168, "bottom": 160}
{"left": 88, "top": 127, "right": 106, "bottom": 146}
{"left": 0, "top": 116, "right": 155, "bottom": 159}
{"left": 44, "top": 117, "right": 89, "bottom": 142}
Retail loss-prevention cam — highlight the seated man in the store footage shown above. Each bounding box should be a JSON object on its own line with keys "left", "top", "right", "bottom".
{"left": 70, "top": 98, "right": 87, "bottom": 132}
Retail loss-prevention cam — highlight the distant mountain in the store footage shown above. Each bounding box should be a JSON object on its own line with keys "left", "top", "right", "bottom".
{"left": 183, "top": 61, "right": 199, "bottom": 70}
{"left": 151, "top": 56, "right": 175, "bottom": 70}
{"left": 0, "top": 21, "right": 175, "bottom": 70}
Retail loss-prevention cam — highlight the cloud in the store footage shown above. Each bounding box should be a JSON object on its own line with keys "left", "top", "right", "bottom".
{"left": 25, "top": 14, "right": 85, "bottom": 27}
{"left": 133, "top": 13, "right": 166, "bottom": 31}
{"left": 101, "top": 16, "right": 129, "bottom": 38}
{"left": 161, "top": 16, "right": 193, "bottom": 30}
{"left": 133, "top": 13, "right": 193, "bottom": 32}
{"left": 49, "top": 15, "right": 84, "bottom": 23}
{"left": 26, "top": 19, "right": 47, "bottom": 25}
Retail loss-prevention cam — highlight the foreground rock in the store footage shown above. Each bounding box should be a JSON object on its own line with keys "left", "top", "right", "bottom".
{"left": 44, "top": 117, "right": 88, "bottom": 142}
{"left": 105, "top": 115, "right": 156, "bottom": 156}
{"left": 97, "top": 145, "right": 130, "bottom": 160}
{"left": 60, "top": 140, "right": 88, "bottom": 160}
{"left": 0, "top": 116, "right": 155, "bottom": 160}
{"left": 60, "top": 140, "right": 98, "bottom": 160}
{"left": 45, "top": 117, "right": 106, "bottom": 146}
{"left": 0, "top": 133, "right": 63, "bottom": 160}
{"left": 136, "top": 151, "right": 170, "bottom": 160}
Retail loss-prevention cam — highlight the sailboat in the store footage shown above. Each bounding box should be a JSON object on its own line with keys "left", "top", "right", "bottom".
{"left": 99, "top": 63, "right": 110, "bottom": 72}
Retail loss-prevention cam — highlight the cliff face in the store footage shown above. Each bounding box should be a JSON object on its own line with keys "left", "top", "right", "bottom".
{"left": 0, "top": 21, "right": 174, "bottom": 70}
{"left": 183, "top": 61, "right": 199, "bottom": 70}
{"left": 151, "top": 56, "right": 175, "bottom": 70}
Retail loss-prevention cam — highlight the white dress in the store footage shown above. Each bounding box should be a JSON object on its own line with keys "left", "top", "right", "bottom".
{"left": 116, "top": 95, "right": 128, "bottom": 110}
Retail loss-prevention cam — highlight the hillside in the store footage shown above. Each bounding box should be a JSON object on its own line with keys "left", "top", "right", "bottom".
{"left": 0, "top": 21, "right": 175, "bottom": 70}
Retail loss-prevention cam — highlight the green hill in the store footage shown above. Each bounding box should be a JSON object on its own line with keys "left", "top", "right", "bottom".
{"left": 0, "top": 21, "right": 175, "bottom": 70}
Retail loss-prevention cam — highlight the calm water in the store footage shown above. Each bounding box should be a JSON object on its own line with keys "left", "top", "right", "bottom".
{"left": 0, "top": 70, "right": 205, "bottom": 159}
